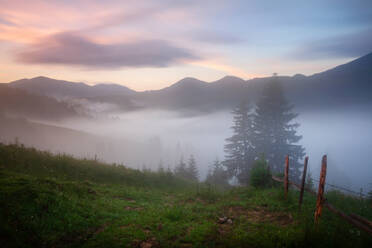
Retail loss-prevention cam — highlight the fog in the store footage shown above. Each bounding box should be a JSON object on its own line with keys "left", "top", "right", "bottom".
{"left": 298, "top": 110, "right": 372, "bottom": 192}
{"left": 27, "top": 106, "right": 369, "bottom": 192}
{"left": 1, "top": 105, "right": 371, "bottom": 193}
{"left": 46, "top": 110, "right": 233, "bottom": 176}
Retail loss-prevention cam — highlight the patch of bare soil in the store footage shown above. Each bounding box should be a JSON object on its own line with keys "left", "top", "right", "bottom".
{"left": 119, "top": 224, "right": 132, "bottom": 229}
{"left": 182, "top": 197, "right": 209, "bottom": 205}
{"left": 132, "top": 237, "right": 159, "bottom": 248}
{"left": 225, "top": 206, "right": 294, "bottom": 226}
{"left": 217, "top": 205, "right": 294, "bottom": 236}
{"left": 94, "top": 223, "right": 110, "bottom": 235}
{"left": 124, "top": 206, "right": 144, "bottom": 211}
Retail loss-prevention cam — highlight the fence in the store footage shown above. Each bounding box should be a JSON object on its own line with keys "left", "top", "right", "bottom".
{"left": 271, "top": 155, "right": 372, "bottom": 236}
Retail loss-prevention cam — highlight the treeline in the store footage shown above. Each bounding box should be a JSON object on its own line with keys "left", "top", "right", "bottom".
{"left": 149, "top": 155, "right": 200, "bottom": 183}
{"left": 143, "top": 155, "right": 229, "bottom": 187}
{"left": 139, "top": 155, "right": 198, "bottom": 183}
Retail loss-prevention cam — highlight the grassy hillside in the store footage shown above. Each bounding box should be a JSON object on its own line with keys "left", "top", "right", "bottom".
{"left": 0, "top": 143, "right": 371, "bottom": 247}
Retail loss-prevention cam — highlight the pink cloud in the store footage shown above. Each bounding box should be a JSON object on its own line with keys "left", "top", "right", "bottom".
{"left": 16, "top": 32, "right": 200, "bottom": 68}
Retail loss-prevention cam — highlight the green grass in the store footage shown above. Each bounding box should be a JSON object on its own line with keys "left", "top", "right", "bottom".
{"left": 0, "top": 143, "right": 371, "bottom": 247}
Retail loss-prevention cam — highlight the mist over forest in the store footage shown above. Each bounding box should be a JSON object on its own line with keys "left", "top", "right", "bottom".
{"left": 14, "top": 108, "right": 372, "bottom": 191}
{"left": 1, "top": 53, "right": 372, "bottom": 192}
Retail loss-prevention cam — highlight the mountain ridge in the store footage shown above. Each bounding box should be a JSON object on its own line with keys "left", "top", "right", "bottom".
{"left": 4, "top": 52, "right": 372, "bottom": 115}
{"left": 9, "top": 76, "right": 136, "bottom": 99}
{"left": 7, "top": 52, "right": 372, "bottom": 94}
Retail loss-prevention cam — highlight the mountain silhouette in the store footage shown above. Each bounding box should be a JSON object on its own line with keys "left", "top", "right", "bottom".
{"left": 0, "top": 84, "right": 80, "bottom": 120}
{"left": 10, "top": 76, "right": 135, "bottom": 100}
{"left": 5, "top": 52, "right": 372, "bottom": 115}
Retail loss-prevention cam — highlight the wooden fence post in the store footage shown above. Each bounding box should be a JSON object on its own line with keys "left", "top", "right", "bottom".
{"left": 284, "top": 155, "right": 289, "bottom": 199}
{"left": 299, "top": 156, "right": 309, "bottom": 210}
{"left": 314, "top": 155, "right": 327, "bottom": 224}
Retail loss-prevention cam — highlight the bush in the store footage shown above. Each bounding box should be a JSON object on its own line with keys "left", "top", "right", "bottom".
{"left": 250, "top": 159, "right": 272, "bottom": 188}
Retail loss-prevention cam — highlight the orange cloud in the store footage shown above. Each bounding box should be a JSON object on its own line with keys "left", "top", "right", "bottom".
{"left": 0, "top": 25, "right": 56, "bottom": 43}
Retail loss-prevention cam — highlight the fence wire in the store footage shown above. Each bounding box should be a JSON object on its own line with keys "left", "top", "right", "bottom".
{"left": 312, "top": 178, "right": 367, "bottom": 198}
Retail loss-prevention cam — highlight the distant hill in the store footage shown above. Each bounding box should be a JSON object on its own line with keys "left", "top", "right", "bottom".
{"left": 0, "top": 84, "right": 80, "bottom": 121}
{"left": 305, "top": 52, "right": 372, "bottom": 108}
{"left": 5, "top": 52, "right": 372, "bottom": 114}
{"left": 133, "top": 76, "right": 252, "bottom": 113}
{"left": 0, "top": 115, "right": 99, "bottom": 155}
{"left": 10, "top": 76, "right": 135, "bottom": 99}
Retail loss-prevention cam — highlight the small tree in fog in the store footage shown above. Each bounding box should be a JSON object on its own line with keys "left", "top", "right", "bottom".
{"left": 141, "top": 163, "right": 151, "bottom": 172}
{"left": 186, "top": 155, "right": 199, "bottom": 182}
{"left": 306, "top": 172, "right": 315, "bottom": 191}
{"left": 157, "top": 160, "right": 165, "bottom": 174}
{"left": 165, "top": 164, "right": 173, "bottom": 178}
{"left": 367, "top": 188, "right": 372, "bottom": 206}
{"left": 223, "top": 101, "right": 255, "bottom": 185}
{"left": 174, "top": 157, "right": 188, "bottom": 178}
{"left": 206, "top": 159, "right": 229, "bottom": 186}
{"left": 250, "top": 157, "right": 271, "bottom": 188}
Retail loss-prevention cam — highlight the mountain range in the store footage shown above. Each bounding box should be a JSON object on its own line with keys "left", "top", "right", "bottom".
{"left": 4, "top": 52, "right": 372, "bottom": 119}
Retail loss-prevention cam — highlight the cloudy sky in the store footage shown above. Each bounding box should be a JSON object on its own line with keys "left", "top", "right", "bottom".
{"left": 0, "top": 0, "right": 371, "bottom": 90}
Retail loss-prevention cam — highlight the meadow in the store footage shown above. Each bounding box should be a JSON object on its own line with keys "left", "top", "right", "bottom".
{"left": 0, "top": 143, "right": 371, "bottom": 248}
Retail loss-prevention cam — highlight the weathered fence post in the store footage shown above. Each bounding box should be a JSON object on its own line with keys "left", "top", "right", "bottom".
{"left": 284, "top": 155, "right": 289, "bottom": 199}
{"left": 314, "top": 155, "right": 327, "bottom": 224}
{"left": 299, "top": 156, "right": 309, "bottom": 210}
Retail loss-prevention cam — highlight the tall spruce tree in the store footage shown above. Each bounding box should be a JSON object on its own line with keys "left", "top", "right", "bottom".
{"left": 252, "top": 76, "right": 305, "bottom": 181}
{"left": 223, "top": 101, "right": 255, "bottom": 184}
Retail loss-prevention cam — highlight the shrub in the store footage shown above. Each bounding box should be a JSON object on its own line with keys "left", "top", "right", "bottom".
{"left": 250, "top": 158, "right": 272, "bottom": 188}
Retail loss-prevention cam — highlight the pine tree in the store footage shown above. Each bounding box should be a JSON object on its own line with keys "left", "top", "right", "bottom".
{"left": 157, "top": 160, "right": 165, "bottom": 174}
{"left": 174, "top": 156, "right": 187, "bottom": 179}
{"left": 141, "top": 163, "right": 150, "bottom": 172}
{"left": 166, "top": 164, "right": 173, "bottom": 175}
{"left": 186, "top": 155, "right": 199, "bottom": 182}
{"left": 252, "top": 76, "right": 305, "bottom": 181}
{"left": 206, "top": 159, "right": 229, "bottom": 186}
{"left": 367, "top": 184, "right": 372, "bottom": 206}
{"left": 306, "top": 172, "right": 315, "bottom": 191}
{"left": 223, "top": 101, "right": 255, "bottom": 184}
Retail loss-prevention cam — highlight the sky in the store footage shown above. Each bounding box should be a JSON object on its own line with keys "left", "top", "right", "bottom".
{"left": 0, "top": 0, "right": 371, "bottom": 91}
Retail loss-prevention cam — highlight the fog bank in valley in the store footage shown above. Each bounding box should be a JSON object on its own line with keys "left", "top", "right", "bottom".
{"left": 298, "top": 110, "right": 372, "bottom": 192}
{"left": 31, "top": 107, "right": 372, "bottom": 192}
{"left": 53, "top": 110, "right": 232, "bottom": 176}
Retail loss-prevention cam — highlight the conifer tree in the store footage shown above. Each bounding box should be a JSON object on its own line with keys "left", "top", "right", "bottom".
{"left": 141, "top": 163, "right": 150, "bottom": 172}
{"left": 157, "top": 160, "right": 165, "bottom": 174}
{"left": 223, "top": 101, "right": 255, "bottom": 184}
{"left": 252, "top": 76, "right": 305, "bottom": 181}
{"left": 306, "top": 172, "right": 314, "bottom": 190}
{"left": 206, "top": 159, "right": 229, "bottom": 186}
{"left": 166, "top": 164, "right": 173, "bottom": 175}
{"left": 186, "top": 155, "right": 199, "bottom": 182}
{"left": 174, "top": 156, "right": 187, "bottom": 178}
